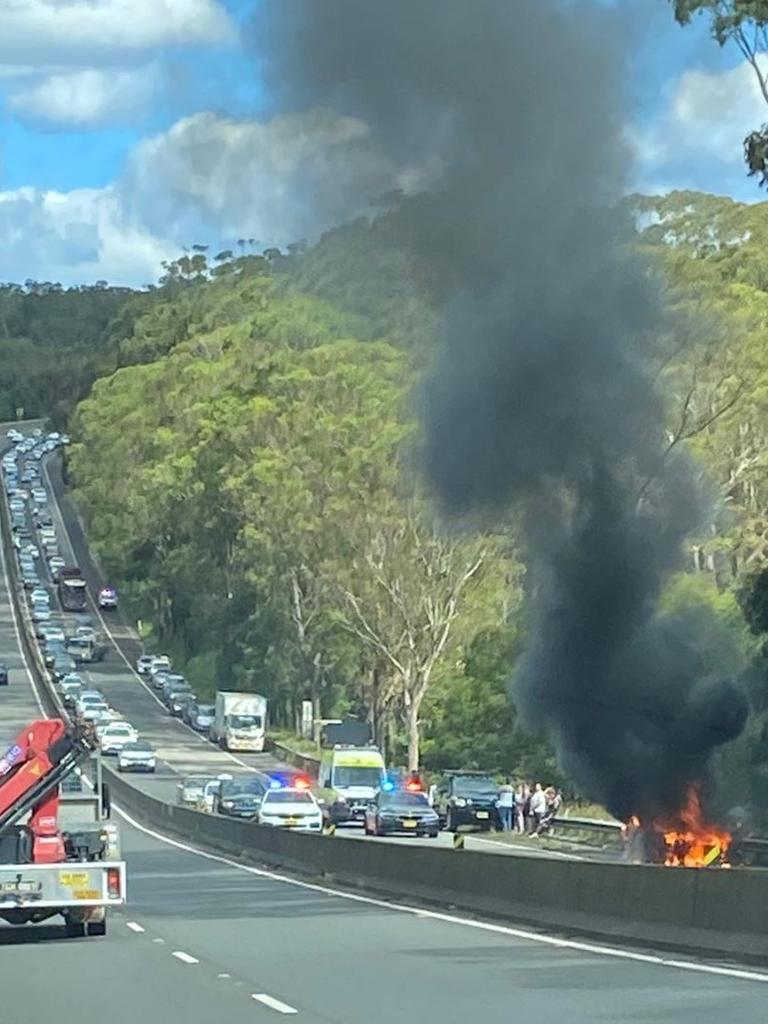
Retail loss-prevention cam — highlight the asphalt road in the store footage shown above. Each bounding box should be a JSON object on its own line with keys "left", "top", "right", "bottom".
{"left": 3, "top": 429, "right": 768, "bottom": 1021}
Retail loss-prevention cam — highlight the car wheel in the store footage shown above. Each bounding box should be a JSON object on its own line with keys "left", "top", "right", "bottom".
{"left": 373, "top": 819, "right": 384, "bottom": 837}
{"left": 87, "top": 919, "right": 106, "bottom": 937}
{"left": 65, "top": 918, "right": 85, "bottom": 938}
{"left": 446, "top": 809, "right": 455, "bottom": 832}
{"left": 429, "top": 831, "right": 439, "bottom": 839}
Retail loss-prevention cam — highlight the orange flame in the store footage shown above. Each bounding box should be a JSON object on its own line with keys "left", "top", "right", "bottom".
{"left": 658, "top": 787, "right": 731, "bottom": 868}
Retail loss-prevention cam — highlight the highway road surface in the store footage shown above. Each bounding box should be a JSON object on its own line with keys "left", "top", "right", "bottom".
{"left": 2, "top": 432, "right": 768, "bottom": 1021}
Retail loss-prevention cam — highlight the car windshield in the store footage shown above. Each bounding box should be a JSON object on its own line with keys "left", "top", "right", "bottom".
{"left": 182, "top": 778, "right": 209, "bottom": 793}
{"left": 228, "top": 715, "right": 261, "bottom": 729}
{"left": 379, "top": 791, "right": 430, "bottom": 809}
{"left": 221, "top": 777, "right": 265, "bottom": 797}
{"left": 265, "top": 791, "right": 313, "bottom": 804}
{"left": 196, "top": 705, "right": 214, "bottom": 715}
{"left": 452, "top": 777, "right": 498, "bottom": 796}
{"left": 125, "top": 743, "right": 153, "bottom": 754}
{"left": 108, "top": 726, "right": 133, "bottom": 735}
{"left": 333, "top": 767, "right": 384, "bottom": 788}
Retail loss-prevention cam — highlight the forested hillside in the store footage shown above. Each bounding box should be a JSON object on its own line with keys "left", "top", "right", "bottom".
{"left": 0, "top": 282, "right": 134, "bottom": 424}
{"left": 11, "top": 190, "right": 768, "bottom": 789}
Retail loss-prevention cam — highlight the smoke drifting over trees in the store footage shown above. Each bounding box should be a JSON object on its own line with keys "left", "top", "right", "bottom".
{"left": 254, "top": 0, "right": 748, "bottom": 821}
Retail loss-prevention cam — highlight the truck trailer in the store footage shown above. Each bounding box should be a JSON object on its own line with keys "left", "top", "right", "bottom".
{"left": 58, "top": 568, "right": 87, "bottom": 612}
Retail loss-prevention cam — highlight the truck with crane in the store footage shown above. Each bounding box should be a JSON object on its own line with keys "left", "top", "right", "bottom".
{"left": 0, "top": 718, "right": 126, "bottom": 936}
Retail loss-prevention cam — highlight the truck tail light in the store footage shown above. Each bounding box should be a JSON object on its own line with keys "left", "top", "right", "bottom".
{"left": 107, "top": 867, "right": 121, "bottom": 899}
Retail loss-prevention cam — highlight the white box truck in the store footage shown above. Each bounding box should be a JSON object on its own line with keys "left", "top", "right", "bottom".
{"left": 211, "top": 692, "right": 267, "bottom": 752}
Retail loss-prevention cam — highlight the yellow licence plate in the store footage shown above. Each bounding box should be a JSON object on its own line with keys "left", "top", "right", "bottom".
{"left": 73, "top": 889, "right": 101, "bottom": 900}
{"left": 403, "top": 819, "right": 418, "bottom": 828}
{"left": 284, "top": 818, "right": 299, "bottom": 826}
{"left": 476, "top": 811, "right": 489, "bottom": 819}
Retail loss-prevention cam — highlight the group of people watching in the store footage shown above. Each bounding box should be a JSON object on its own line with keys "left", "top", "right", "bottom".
{"left": 496, "top": 782, "right": 562, "bottom": 836}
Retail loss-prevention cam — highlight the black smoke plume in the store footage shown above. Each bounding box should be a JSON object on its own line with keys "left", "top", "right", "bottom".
{"left": 254, "top": 0, "right": 748, "bottom": 822}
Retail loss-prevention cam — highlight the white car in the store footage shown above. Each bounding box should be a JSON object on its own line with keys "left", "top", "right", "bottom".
{"left": 257, "top": 788, "right": 323, "bottom": 831}
{"left": 30, "top": 587, "right": 49, "bottom": 605}
{"left": 98, "top": 722, "right": 139, "bottom": 755}
{"left": 136, "top": 654, "right": 154, "bottom": 675}
{"left": 149, "top": 655, "right": 172, "bottom": 678}
{"left": 80, "top": 702, "right": 110, "bottom": 724}
{"left": 199, "top": 775, "right": 232, "bottom": 814}
{"left": 48, "top": 556, "right": 66, "bottom": 579}
{"left": 117, "top": 741, "right": 156, "bottom": 773}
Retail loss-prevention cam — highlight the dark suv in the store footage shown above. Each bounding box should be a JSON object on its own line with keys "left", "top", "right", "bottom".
{"left": 214, "top": 775, "right": 267, "bottom": 819}
{"left": 432, "top": 771, "right": 499, "bottom": 832}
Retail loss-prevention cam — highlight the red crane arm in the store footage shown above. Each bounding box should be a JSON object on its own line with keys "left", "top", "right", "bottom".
{"left": 0, "top": 719, "right": 75, "bottom": 863}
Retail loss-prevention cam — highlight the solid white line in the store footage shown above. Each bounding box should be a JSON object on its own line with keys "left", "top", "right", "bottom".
{"left": 113, "top": 804, "right": 768, "bottom": 986}
{"left": 126, "top": 921, "right": 145, "bottom": 933}
{"left": 172, "top": 951, "right": 199, "bottom": 964}
{"left": 41, "top": 458, "right": 255, "bottom": 772}
{"left": 251, "top": 994, "right": 298, "bottom": 1015}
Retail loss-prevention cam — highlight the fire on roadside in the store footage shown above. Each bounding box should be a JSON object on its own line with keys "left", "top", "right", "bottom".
{"left": 624, "top": 787, "right": 732, "bottom": 868}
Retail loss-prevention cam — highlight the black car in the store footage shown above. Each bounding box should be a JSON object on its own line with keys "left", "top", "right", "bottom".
{"left": 432, "top": 771, "right": 500, "bottom": 832}
{"left": 214, "top": 776, "right": 267, "bottom": 819}
{"left": 168, "top": 690, "right": 195, "bottom": 717}
{"left": 364, "top": 789, "right": 439, "bottom": 838}
{"left": 0, "top": 664, "right": 8, "bottom": 686}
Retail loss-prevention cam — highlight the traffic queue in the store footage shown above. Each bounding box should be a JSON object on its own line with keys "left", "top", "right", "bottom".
{"left": 2, "top": 429, "right": 154, "bottom": 774}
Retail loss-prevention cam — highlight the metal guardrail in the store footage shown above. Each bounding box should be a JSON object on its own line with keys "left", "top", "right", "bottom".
{"left": 551, "top": 814, "right": 768, "bottom": 867}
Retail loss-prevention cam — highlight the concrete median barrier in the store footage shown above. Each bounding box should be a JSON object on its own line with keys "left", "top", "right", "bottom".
{"left": 105, "top": 763, "right": 768, "bottom": 963}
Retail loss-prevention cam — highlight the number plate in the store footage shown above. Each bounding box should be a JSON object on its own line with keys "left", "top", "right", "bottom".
{"left": 476, "top": 811, "right": 489, "bottom": 819}
{"left": 0, "top": 879, "right": 38, "bottom": 894}
{"left": 403, "top": 819, "right": 418, "bottom": 828}
{"left": 73, "top": 889, "right": 100, "bottom": 900}
{"left": 284, "top": 818, "right": 299, "bottom": 826}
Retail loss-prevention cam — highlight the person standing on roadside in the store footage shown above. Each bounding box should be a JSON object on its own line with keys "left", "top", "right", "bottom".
{"left": 529, "top": 782, "right": 547, "bottom": 836}
{"left": 497, "top": 779, "right": 514, "bottom": 832}
{"left": 514, "top": 783, "right": 527, "bottom": 833}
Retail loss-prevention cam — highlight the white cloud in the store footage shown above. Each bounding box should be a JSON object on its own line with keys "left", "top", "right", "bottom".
{"left": 0, "top": 186, "right": 176, "bottom": 286}
{"left": 7, "top": 66, "right": 158, "bottom": 127}
{"left": 0, "top": 106, "right": 435, "bottom": 284}
{"left": 122, "top": 109, "right": 435, "bottom": 245}
{"left": 0, "top": 0, "right": 234, "bottom": 65}
{"left": 632, "top": 57, "right": 768, "bottom": 175}
{"left": 0, "top": 0, "right": 235, "bottom": 127}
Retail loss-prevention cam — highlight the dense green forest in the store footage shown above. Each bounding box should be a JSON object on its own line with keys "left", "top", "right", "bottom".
{"left": 9, "top": 191, "right": 768, "bottom": 791}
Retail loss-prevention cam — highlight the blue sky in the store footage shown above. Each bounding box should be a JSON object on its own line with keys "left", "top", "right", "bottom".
{"left": 0, "top": 0, "right": 765, "bottom": 286}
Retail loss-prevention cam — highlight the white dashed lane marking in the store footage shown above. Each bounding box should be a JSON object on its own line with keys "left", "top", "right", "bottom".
{"left": 251, "top": 994, "right": 299, "bottom": 1015}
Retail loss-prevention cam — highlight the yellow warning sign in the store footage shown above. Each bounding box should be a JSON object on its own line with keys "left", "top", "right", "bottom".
{"left": 60, "top": 872, "right": 89, "bottom": 886}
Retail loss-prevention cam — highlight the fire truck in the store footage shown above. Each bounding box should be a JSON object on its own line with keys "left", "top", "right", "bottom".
{"left": 0, "top": 718, "right": 126, "bottom": 936}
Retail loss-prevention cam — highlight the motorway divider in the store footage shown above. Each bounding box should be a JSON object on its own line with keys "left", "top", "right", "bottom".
{"left": 105, "top": 763, "right": 768, "bottom": 962}
{"left": 4, "top": 457, "right": 768, "bottom": 963}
